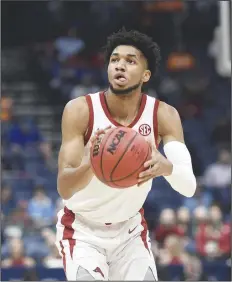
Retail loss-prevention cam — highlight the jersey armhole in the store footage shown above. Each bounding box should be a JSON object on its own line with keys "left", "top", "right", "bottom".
{"left": 153, "top": 99, "right": 160, "bottom": 149}
{"left": 84, "top": 95, "right": 94, "bottom": 145}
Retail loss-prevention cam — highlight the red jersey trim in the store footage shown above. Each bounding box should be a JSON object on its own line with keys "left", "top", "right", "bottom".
{"left": 60, "top": 207, "right": 76, "bottom": 274}
{"left": 139, "top": 208, "right": 150, "bottom": 254}
{"left": 99, "top": 91, "right": 147, "bottom": 128}
{"left": 84, "top": 95, "right": 94, "bottom": 145}
{"left": 153, "top": 99, "right": 160, "bottom": 149}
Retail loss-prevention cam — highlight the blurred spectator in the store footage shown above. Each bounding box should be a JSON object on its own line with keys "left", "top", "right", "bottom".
{"left": 47, "top": 0, "right": 64, "bottom": 24}
{"left": 43, "top": 245, "right": 63, "bottom": 268}
{"left": 195, "top": 205, "right": 231, "bottom": 258}
{"left": 183, "top": 252, "right": 206, "bottom": 280}
{"left": 179, "top": 72, "right": 211, "bottom": 119}
{"left": 8, "top": 119, "right": 43, "bottom": 147}
{"left": 159, "top": 235, "right": 185, "bottom": 265}
{"left": 70, "top": 73, "right": 99, "bottom": 99}
{"left": 154, "top": 209, "right": 185, "bottom": 245}
{"left": 90, "top": 1, "right": 126, "bottom": 28}
{"left": 192, "top": 206, "right": 209, "bottom": 236}
{"left": 203, "top": 148, "right": 231, "bottom": 189}
{"left": 2, "top": 225, "right": 23, "bottom": 258}
{"left": 27, "top": 186, "right": 55, "bottom": 227}
{"left": 8, "top": 144, "right": 25, "bottom": 171}
{"left": 18, "top": 227, "right": 56, "bottom": 260}
{"left": 41, "top": 227, "right": 56, "bottom": 248}
{"left": 183, "top": 182, "right": 213, "bottom": 214}
{"left": 176, "top": 207, "right": 191, "bottom": 237}
{"left": 211, "top": 117, "right": 231, "bottom": 147}
{"left": 1, "top": 96, "right": 13, "bottom": 121}
{"left": 8, "top": 206, "right": 31, "bottom": 228}
{"left": 2, "top": 185, "right": 16, "bottom": 217}
{"left": 40, "top": 141, "right": 57, "bottom": 171}
{"left": 2, "top": 238, "right": 35, "bottom": 268}
{"left": 54, "top": 27, "right": 85, "bottom": 62}
{"left": 22, "top": 228, "right": 51, "bottom": 260}
{"left": 158, "top": 76, "right": 181, "bottom": 107}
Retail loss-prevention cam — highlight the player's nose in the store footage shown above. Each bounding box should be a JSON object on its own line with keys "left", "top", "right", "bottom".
{"left": 115, "top": 62, "right": 126, "bottom": 72}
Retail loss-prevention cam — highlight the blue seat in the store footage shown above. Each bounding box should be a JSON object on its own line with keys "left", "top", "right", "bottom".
{"left": 202, "top": 260, "right": 231, "bottom": 281}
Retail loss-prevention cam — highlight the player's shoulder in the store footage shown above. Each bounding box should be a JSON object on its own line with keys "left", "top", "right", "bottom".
{"left": 158, "top": 100, "right": 180, "bottom": 121}
{"left": 157, "top": 101, "right": 182, "bottom": 134}
{"left": 64, "top": 96, "right": 89, "bottom": 118}
{"left": 62, "top": 96, "right": 89, "bottom": 133}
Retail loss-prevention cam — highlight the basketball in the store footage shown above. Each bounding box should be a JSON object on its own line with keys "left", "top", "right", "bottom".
{"left": 90, "top": 127, "right": 151, "bottom": 188}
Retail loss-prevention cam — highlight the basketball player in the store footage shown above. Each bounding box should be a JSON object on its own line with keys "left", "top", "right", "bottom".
{"left": 56, "top": 28, "right": 196, "bottom": 281}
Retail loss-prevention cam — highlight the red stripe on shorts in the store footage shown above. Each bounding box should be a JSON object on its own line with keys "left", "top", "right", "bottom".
{"left": 59, "top": 241, "right": 66, "bottom": 273}
{"left": 139, "top": 208, "right": 150, "bottom": 254}
{"left": 60, "top": 206, "right": 76, "bottom": 269}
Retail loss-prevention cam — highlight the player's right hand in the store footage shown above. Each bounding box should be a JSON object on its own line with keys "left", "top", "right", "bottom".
{"left": 90, "top": 125, "right": 112, "bottom": 148}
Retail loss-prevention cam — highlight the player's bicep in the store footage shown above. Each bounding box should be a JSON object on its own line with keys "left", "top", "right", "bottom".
{"left": 58, "top": 98, "right": 88, "bottom": 171}
{"left": 58, "top": 135, "right": 84, "bottom": 171}
{"left": 158, "top": 102, "right": 184, "bottom": 145}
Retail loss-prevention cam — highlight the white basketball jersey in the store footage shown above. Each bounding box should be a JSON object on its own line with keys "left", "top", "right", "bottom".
{"left": 64, "top": 91, "right": 159, "bottom": 223}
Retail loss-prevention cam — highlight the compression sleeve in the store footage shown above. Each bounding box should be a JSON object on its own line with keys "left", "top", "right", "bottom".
{"left": 163, "top": 141, "right": 196, "bottom": 197}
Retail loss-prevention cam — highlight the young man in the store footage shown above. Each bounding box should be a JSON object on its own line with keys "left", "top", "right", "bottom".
{"left": 56, "top": 28, "right": 196, "bottom": 281}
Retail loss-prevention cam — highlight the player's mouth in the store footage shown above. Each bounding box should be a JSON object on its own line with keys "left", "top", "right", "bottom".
{"left": 114, "top": 73, "right": 128, "bottom": 85}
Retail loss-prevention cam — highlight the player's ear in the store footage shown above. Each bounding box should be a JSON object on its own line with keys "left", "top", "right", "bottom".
{"left": 142, "top": 70, "right": 151, "bottom": 83}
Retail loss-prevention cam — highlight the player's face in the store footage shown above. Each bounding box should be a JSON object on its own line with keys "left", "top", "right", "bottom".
{"left": 107, "top": 45, "right": 151, "bottom": 95}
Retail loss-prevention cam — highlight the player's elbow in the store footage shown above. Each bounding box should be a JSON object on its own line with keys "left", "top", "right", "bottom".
{"left": 57, "top": 184, "right": 70, "bottom": 200}
{"left": 164, "top": 166, "right": 197, "bottom": 198}
{"left": 166, "top": 171, "right": 196, "bottom": 198}
{"left": 57, "top": 187, "right": 70, "bottom": 200}
{"left": 184, "top": 187, "right": 196, "bottom": 198}
{"left": 182, "top": 177, "right": 197, "bottom": 198}
{"left": 57, "top": 174, "right": 73, "bottom": 200}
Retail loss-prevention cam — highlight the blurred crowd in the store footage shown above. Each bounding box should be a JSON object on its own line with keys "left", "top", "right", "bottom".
{"left": 1, "top": 1, "right": 231, "bottom": 281}
{"left": 1, "top": 100, "right": 56, "bottom": 174}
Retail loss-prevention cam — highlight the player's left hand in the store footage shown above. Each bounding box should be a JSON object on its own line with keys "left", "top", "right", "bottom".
{"left": 137, "top": 140, "right": 173, "bottom": 186}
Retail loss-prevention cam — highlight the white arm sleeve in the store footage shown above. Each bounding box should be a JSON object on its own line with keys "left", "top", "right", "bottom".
{"left": 163, "top": 141, "right": 196, "bottom": 197}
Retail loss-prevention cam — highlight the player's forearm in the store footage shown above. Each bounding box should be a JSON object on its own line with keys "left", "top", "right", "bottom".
{"left": 57, "top": 164, "right": 93, "bottom": 199}
{"left": 163, "top": 141, "right": 196, "bottom": 197}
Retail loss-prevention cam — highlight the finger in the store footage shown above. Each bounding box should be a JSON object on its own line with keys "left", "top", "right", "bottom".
{"left": 137, "top": 176, "right": 152, "bottom": 186}
{"left": 103, "top": 125, "right": 112, "bottom": 131}
{"left": 138, "top": 175, "right": 151, "bottom": 183}
{"left": 139, "top": 168, "right": 153, "bottom": 178}
{"left": 90, "top": 134, "right": 102, "bottom": 146}
{"left": 90, "top": 134, "right": 99, "bottom": 143}
{"left": 91, "top": 126, "right": 112, "bottom": 145}
{"left": 95, "top": 129, "right": 106, "bottom": 136}
{"left": 144, "top": 158, "right": 157, "bottom": 168}
{"left": 139, "top": 163, "right": 160, "bottom": 179}
{"left": 95, "top": 125, "right": 112, "bottom": 137}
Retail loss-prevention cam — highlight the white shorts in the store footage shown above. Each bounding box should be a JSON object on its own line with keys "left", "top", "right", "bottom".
{"left": 56, "top": 207, "right": 158, "bottom": 281}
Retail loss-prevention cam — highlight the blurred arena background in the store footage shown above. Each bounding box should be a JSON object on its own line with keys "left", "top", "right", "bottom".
{"left": 1, "top": 1, "right": 231, "bottom": 281}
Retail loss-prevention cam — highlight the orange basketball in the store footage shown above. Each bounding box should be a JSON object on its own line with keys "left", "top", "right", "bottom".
{"left": 90, "top": 127, "right": 151, "bottom": 188}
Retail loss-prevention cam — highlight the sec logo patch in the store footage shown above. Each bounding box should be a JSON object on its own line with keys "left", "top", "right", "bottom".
{"left": 139, "top": 124, "right": 151, "bottom": 136}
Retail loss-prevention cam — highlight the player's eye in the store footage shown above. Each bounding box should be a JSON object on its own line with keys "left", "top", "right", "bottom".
{"left": 111, "top": 58, "right": 118, "bottom": 63}
{"left": 127, "top": 59, "right": 135, "bottom": 64}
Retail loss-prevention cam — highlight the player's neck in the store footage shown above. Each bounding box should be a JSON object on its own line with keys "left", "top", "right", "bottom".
{"left": 105, "top": 89, "right": 142, "bottom": 120}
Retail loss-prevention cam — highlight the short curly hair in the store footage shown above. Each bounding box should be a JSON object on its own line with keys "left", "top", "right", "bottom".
{"left": 103, "top": 28, "right": 161, "bottom": 76}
